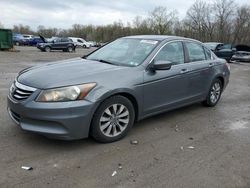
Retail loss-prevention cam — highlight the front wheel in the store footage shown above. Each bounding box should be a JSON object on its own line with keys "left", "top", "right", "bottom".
{"left": 90, "top": 96, "right": 135, "bottom": 143}
{"left": 203, "top": 79, "right": 223, "bottom": 107}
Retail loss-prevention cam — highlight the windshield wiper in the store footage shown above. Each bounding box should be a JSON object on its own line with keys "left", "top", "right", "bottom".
{"left": 91, "top": 59, "right": 117, "bottom": 65}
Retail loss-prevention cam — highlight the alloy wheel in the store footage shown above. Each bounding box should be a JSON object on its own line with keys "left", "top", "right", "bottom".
{"left": 99, "top": 104, "right": 130, "bottom": 137}
{"left": 210, "top": 82, "right": 221, "bottom": 104}
{"left": 68, "top": 47, "right": 73, "bottom": 52}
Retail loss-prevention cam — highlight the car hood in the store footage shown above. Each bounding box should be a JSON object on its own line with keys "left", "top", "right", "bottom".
{"left": 17, "top": 58, "right": 132, "bottom": 89}
{"left": 235, "top": 44, "right": 250, "bottom": 52}
{"left": 39, "top": 35, "right": 47, "bottom": 43}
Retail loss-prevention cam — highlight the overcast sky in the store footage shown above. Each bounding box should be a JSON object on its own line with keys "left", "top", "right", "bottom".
{"left": 0, "top": 0, "right": 249, "bottom": 30}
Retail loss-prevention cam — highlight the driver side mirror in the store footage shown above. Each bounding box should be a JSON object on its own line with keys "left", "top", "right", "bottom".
{"left": 150, "top": 60, "right": 172, "bottom": 71}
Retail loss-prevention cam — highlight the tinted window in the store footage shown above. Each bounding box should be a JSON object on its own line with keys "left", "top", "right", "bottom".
{"left": 154, "top": 42, "right": 184, "bottom": 65}
{"left": 77, "top": 39, "right": 83, "bottom": 43}
{"left": 186, "top": 42, "right": 206, "bottom": 62}
{"left": 219, "top": 44, "right": 232, "bottom": 50}
{"left": 204, "top": 47, "right": 212, "bottom": 60}
{"left": 61, "top": 38, "right": 69, "bottom": 42}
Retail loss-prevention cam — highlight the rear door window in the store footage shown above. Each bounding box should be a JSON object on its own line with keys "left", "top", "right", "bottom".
{"left": 61, "top": 38, "right": 69, "bottom": 42}
{"left": 204, "top": 47, "right": 212, "bottom": 60}
{"left": 185, "top": 42, "right": 206, "bottom": 62}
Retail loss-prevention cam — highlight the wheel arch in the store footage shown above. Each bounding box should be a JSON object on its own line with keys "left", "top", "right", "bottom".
{"left": 90, "top": 89, "right": 140, "bottom": 123}
{"left": 215, "top": 75, "right": 225, "bottom": 89}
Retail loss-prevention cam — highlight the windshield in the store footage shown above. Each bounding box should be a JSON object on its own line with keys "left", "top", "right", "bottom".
{"left": 86, "top": 38, "right": 159, "bottom": 66}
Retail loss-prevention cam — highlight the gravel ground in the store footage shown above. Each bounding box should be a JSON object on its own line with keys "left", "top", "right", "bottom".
{"left": 0, "top": 46, "right": 250, "bottom": 188}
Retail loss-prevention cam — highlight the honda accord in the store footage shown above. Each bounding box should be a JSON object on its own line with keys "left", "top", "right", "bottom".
{"left": 7, "top": 35, "right": 230, "bottom": 142}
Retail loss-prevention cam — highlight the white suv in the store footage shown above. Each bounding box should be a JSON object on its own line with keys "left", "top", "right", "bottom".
{"left": 68, "top": 37, "right": 91, "bottom": 48}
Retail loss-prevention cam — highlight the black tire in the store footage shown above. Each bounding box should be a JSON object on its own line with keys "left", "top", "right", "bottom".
{"left": 90, "top": 95, "right": 135, "bottom": 143}
{"left": 203, "top": 79, "right": 223, "bottom": 107}
{"left": 83, "top": 45, "right": 86, "bottom": 48}
{"left": 44, "top": 46, "right": 51, "bottom": 52}
{"left": 67, "top": 46, "right": 73, "bottom": 52}
{"left": 15, "top": 42, "right": 20, "bottom": 46}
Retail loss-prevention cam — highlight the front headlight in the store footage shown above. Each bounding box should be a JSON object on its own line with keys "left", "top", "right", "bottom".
{"left": 36, "top": 83, "right": 96, "bottom": 102}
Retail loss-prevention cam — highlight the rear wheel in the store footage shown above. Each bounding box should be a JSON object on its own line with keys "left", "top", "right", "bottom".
{"left": 203, "top": 79, "right": 222, "bottom": 107}
{"left": 90, "top": 96, "right": 135, "bottom": 143}
{"left": 67, "top": 46, "right": 73, "bottom": 52}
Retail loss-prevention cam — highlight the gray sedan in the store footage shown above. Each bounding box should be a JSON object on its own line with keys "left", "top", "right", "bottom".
{"left": 7, "top": 35, "right": 230, "bottom": 142}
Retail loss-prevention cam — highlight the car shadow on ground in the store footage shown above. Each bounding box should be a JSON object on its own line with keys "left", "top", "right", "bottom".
{"left": 16, "top": 102, "right": 203, "bottom": 149}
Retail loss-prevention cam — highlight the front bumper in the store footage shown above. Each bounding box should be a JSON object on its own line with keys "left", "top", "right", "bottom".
{"left": 37, "top": 45, "right": 45, "bottom": 50}
{"left": 7, "top": 93, "right": 98, "bottom": 140}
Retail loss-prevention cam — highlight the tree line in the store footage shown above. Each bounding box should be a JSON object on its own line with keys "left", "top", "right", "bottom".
{"left": 2, "top": 0, "right": 250, "bottom": 45}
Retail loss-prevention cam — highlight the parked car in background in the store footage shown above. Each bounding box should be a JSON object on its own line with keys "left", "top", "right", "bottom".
{"left": 68, "top": 37, "right": 91, "bottom": 48}
{"left": 28, "top": 36, "right": 45, "bottom": 46}
{"left": 88, "top": 41, "right": 96, "bottom": 47}
{"left": 12, "top": 33, "right": 25, "bottom": 46}
{"left": 204, "top": 42, "right": 236, "bottom": 62}
{"left": 21, "top": 34, "right": 34, "bottom": 45}
{"left": 231, "top": 44, "right": 250, "bottom": 62}
{"left": 37, "top": 37, "right": 76, "bottom": 52}
{"left": 8, "top": 35, "right": 230, "bottom": 142}
{"left": 89, "top": 41, "right": 102, "bottom": 47}
{"left": 22, "top": 34, "right": 33, "bottom": 40}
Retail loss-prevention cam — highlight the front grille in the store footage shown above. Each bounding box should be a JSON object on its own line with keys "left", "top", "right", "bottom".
{"left": 11, "top": 81, "right": 36, "bottom": 101}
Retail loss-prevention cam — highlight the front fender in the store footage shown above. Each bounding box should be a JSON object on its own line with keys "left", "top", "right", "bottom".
{"left": 86, "top": 86, "right": 143, "bottom": 120}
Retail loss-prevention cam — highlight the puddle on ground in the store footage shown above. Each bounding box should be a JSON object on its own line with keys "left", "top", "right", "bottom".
{"left": 229, "top": 120, "right": 249, "bottom": 130}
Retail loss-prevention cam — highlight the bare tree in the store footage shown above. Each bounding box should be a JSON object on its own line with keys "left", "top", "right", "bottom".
{"left": 37, "top": 25, "right": 58, "bottom": 37}
{"left": 12, "top": 24, "right": 33, "bottom": 34}
{"left": 133, "top": 16, "right": 153, "bottom": 35}
{"left": 6, "top": 3, "right": 250, "bottom": 45}
{"left": 213, "top": 0, "right": 236, "bottom": 42}
{"left": 185, "top": 0, "right": 216, "bottom": 42}
{"left": 149, "top": 6, "right": 178, "bottom": 35}
{"left": 232, "top": 5, "right": 250, "bottom": 44}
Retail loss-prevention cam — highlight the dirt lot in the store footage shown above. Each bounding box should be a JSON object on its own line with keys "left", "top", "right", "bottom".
{"left": 0, "top": 46, "right": 250, "bottom": 188}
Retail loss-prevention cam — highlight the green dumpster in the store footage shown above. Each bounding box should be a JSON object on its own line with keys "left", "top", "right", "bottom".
{"left": 0, "top": 29, "right": 13, "bottom": 50}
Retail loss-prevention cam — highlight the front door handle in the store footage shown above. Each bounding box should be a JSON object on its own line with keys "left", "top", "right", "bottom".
{"left": 208, "top": 63, "right": 214, "bottom": 67}
{"left": 180, "top": 68, "right": 189, "bottom": 74}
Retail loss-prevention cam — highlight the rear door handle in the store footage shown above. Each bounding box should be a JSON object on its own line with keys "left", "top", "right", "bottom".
{"left": 180, "top": 68, "right": 189, "bottom": 74}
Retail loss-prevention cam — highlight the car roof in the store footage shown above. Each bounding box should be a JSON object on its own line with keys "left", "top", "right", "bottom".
{"left": 204, "top": 42, "right": 223, "bottom": 45}
{"left": 69, "top": 37, "right": 84, "bottom": 39}
{"left": 123, "top": 35, "right": 201, "bottom": 43}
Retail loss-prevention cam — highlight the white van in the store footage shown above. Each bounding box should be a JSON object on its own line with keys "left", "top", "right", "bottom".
{"left": 23, "top": 34, "right": 34, "bottom": 40}
{"left": 68, "top": 37, "right": 91, "bottom": 48}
